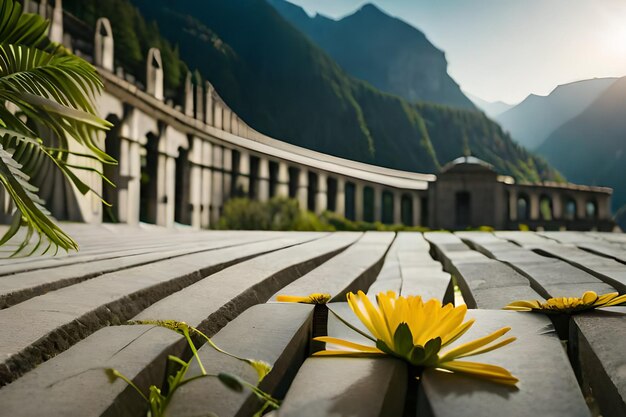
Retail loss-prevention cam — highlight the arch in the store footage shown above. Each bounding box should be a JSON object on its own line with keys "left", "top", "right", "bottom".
{"left": 517, "top": 194, "right": 530, "bottom": 221}
{"left": 102, "top": 113, "right": 122, "bottom": 223}
{"left": 159, "top": 126, "right": 189, "bottom": 158}
{"left": 146, "top": 48, "right": 164, "bottom": 100}
{"left": 382, "top": 190, "right": 394, "bottom": 224}
{"left": 401, "top": 194, "right": 413, "bottom": 226}
{"left": 326, "top": 177, "right": 338, "bottom": 212}
{"left": 174, "top": 146, "right": 191, "bottom": 225}
{"left": 564, "top": 197, "right": 577, "bottom": 221}
{"left": 140, "top": 132, "right": 160, "bottom": 224}
{"left": 345, "top": 182, "right": 356, "bottom": 221}
{"left": 288, "top": 166, "right": 299, "bottom": 198}
{"left": 539, "top": 194, "right": 553, "bottom": 221}
{"left": 94, "top": 18, "right": 114, "bottom": 71}
{"left": 363, "top": 186, "right": 374, "bottom": 222}
{"left": 585, "top": 199, "right": 598, "bottom": 219}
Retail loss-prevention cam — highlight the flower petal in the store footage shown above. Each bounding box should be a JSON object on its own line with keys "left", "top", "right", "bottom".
{"left": 438, "top": 360, "right": 519, "bottom": 386}
{"left": 314, "top": 336, "right": 382, "bottom": 353}
{"left": 439, "top": 327, "right": 511, "bottom": 362}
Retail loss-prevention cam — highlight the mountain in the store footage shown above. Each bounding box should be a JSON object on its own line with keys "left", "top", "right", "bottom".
{"left": 267, "top": 0, "right": 476, "bottom": 110}
{"left": 539, "top": 77, "right": 626, "bottom": 222}
{"left": 65, "top": 0, "right": 558, "bottom": 182}
{"left": 467, "top": 93, "right": 514, "bottom": 118}
{"left": 496, "top": 78, "right": 618, "bottom": 150}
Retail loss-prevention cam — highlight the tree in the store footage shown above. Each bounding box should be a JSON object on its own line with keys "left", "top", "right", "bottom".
{"left": 0, "top": 0, "right": 114, "bottom": 255}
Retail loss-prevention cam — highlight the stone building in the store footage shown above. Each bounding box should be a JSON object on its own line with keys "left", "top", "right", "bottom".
{"left": 429, "top": 157, "right": 613, "bottom": 231}
{"left": 7, "top": 0, "right": 616, "bottom": 232}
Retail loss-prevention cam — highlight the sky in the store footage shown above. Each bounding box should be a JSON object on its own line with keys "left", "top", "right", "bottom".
{"left": 284, "top": 0, "right": 626, "bottom": 104}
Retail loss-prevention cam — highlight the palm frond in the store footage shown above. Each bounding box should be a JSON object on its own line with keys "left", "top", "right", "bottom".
{"left": 0, "top": 0, "right": 116, "bottom": 255}
{"left": 0, "top": 144, "right": 77, "bottom": 255}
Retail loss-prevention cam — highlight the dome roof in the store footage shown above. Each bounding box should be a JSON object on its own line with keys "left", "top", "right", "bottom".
{"left": 440, "top": 156, "right": 495, "bottom": 174}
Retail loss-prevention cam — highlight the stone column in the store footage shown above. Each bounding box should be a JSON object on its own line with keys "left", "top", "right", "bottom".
{"left": 393, "top": 192, "right": 402, "bottom": 224}
{"left": 355, "top": 182, "right": 364, "bottom": 222}
{"left": 598, "top": 195, "right": 610, "bottom": 219}
{"left": 49, "top": 0, "right": 64, "bottom": 44}
{"left": 94, "top": 18, "right": 114, "bottom": 71}
{"left": 116, "top": 138, "right": 130, "bottom": 224}
{"left": 576, "top": 195, "right": 586, "bottom": 219}
{"left": 195, "top": 83, "right": 204, "bottom": 122}
{"left": 552, "top": 193, "right": 563, "bottom": 219}
{"left": 276, "top": 162, "right": 290, "bottom": 197}
{"left": 201, "top": 142, "right": 213, "bottom": 228}
{"left": 297, "top": 169, "right": 308, "bottom": 211}
{"left": 214, "top": 103, "right": 223, "bottom": 130}
{"left": 529, "top": 192, "right": 540, "bottom": 221}
{"left": 184, "top": 72, "right": 194, "bottom": 117}
{"left": 188, "top": 137, "right": 203, "bottom": 229}
{"left": 374, "top": 186, "right": 382, "bottom": 222}
{"left": 335, "top": 177, "right": 346, "bottom": 217}
{"left": 315, "top": 172, "right": 328, "bottom": 215}
{"left": 412, "top": 194, "right": 421, "bottom": 226}
{"left": 204, "top": 83, "right": 214, "bottom": 126}
{"left": 211, "top": 146, "right": 223, "bottom": 225}
{"left": 156, "top": 152, "right": 176, "bottom": 228}
{"left": 222, "top": 148, "right": 233, "bottom": 201}
{"left": 258, "top": 158, "right": 270, "bottom": 202}
{"left": 508, "top": 189, "right": 518, "bottom": 221}
{"left": 235, "top": 150, "right": 250, "bottom": 196}
{"left": 223, "top": 108, "right": 232, "bottom": 133}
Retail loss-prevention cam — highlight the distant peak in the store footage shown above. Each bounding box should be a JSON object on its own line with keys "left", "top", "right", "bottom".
{"left": 359, "top": 3, "right": 384, "bottom": 13}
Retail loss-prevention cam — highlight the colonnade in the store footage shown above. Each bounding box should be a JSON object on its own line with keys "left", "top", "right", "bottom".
{"left": 507, "top": 187, "right": 610, "bottom": 223}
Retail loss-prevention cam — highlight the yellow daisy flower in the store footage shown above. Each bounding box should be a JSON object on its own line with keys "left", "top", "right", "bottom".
{"left": 314, "top": 291, "right": 518, "bottom": 386}
{"left": 504, "top": 291, "right": 626, "bottom": 314}
{"left": 276, "top": 293, "right": 331, "bottom": 304}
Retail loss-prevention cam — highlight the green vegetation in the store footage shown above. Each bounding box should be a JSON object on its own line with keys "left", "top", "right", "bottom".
{"left": 66, "top": 0, "right": 560, "bottom": 183}
{"left": 107, "top": 319, "right": 278, "bottom": 417}
{"left": 64, "top": 0, "right": 188, "bottom": 94}
{"left": 0, "top": 0, "right": 113, "bottom": 254}
{"left": 218, "top": 197, "right": 429, "bottom": 232}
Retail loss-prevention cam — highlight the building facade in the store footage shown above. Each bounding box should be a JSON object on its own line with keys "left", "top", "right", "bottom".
{"left": 7, "top": 0, "right": 616, "bottom": 232}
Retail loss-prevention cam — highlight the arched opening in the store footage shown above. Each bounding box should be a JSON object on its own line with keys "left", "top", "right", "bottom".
{"left": 248, "top": 156, "right": 259, "bottom": 200}
{"left": 102, "top": 114, "right": 122, "bottom": 223}
{"left": 307, "top": 171, "right": 317, "bottom": 212}
{"left": 517, "top": 194, "right": 529, "bottom": 221}
{"left": 539, "top": 195, "right": 553, "bottom": 221}
{"left": 401, "top": 194, "right": 413, "bottom": 226}
{"left": 382, "top": 191, "right": 394, "bottom": 224}
{"left": 174, "top": 146, "right": 191, "bottom": 225}
{"left": 140, "top": 132, "right": 159, "bottom": 224}
{"left": 345, "top": 182, "right": 356, "bottom": 221}
{"left": 269, "top": 160, "right": 278, "bottom": 198}
{"left": 363, "top": 186, "right": 374, "bottom": 222}
{"left": 288, "top": 167, "right": 299, "bottom": 198}
{"left": 586, "top": 200, "right": 597, "bottom": 219}
{"left": 455, "top": 191, "right": 471, "bottom": 228}
{"left": 564, "top": 198, "right": 577, "bottom": 221}
{"left": 327, "top": 177, "right": 338, "bottom": 212}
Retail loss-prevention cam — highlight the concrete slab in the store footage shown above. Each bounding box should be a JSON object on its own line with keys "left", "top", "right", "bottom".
{"left": 0, "top": 234, "right": 323, "bottom": 386}
{"left": 418, "top": 310, "right": 591, "bottom": 417}
{"left": 272, "top": 232, "right": 394, "bottom": 303}
{"left": 571, "top": 307, "right": 626, "bottom": 417}
{"left": 167, "top": 303, "right": 314, "bottom": 417}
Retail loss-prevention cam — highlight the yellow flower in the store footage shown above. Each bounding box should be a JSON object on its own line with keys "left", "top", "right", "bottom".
{"left": 314, "top": 291, "right": 518, "bottom": 386}
{"left": 504, "top": 291, "right": 626, "bottom": 314}
{"left": 276, "top": 293, "right": 331, "bottom": 304}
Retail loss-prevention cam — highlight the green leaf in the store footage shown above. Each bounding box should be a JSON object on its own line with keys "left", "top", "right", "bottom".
{"left": 393, "top": 323, "right": 414, "bottom": 358}
{"left": 218, "top": 372, "right": 244, "bottom": 393}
